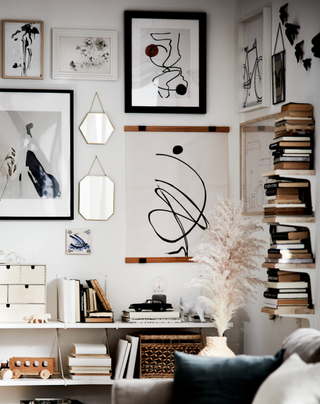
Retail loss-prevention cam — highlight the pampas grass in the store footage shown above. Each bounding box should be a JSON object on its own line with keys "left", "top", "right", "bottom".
{"left": 187, "top": 196, "right": 265, "bottom": 337}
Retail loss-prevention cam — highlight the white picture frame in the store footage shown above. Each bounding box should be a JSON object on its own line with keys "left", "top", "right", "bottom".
{"left": 52, "top": 28, "right": 117, "bottom": 80}
{"left": 238, "top": 7, "right": 271, "bottom": 112}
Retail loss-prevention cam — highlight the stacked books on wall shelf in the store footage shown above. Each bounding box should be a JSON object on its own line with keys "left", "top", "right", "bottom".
{"left": 113, "top": 335, "right": 139, "bottom": 379}
{"left": 263, "top": 177, "right": 313, "bottom": 217}
{"left": 272, "top": 102, "right": 314, "bottom": 170}
{"left": 122, "top": 309, "right": 181, "bottom": 323}
{"left": 67, "top": 343, "right": 112, "bottom": 381}
{"left": 57, "top": 277, "right": 113, "bottom": 323}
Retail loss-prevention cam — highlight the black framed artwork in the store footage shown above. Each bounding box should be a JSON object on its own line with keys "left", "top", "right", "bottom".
{"left": 124, "top": 10, "right": 207, "bottom": 114}
{"left": 0, "top": 89, "right": 74, "bottom": 219}
{"left": 272, "top": 50, "right": 286, "bottom": 105}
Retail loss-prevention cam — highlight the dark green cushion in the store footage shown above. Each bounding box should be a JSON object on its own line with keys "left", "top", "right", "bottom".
{"left": 173, "top": 350, "right": 284, "bottom": 404}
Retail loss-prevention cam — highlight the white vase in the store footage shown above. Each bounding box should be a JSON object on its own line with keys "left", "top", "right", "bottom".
{"left": 198, "top": 336, "right": 236, "bottom": 357}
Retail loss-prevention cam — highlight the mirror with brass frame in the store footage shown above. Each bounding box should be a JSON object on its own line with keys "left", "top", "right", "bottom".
{"left": 79, "top": 157, "right": 115, "bottom": 221}
{"left": 79, "top": 93, "right": 114, "bottom": 145}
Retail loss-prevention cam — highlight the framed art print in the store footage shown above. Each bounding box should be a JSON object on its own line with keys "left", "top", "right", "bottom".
{"left": 52, "top": 28, "right": 117, "bottom": 80}
{"left": 0, "top": 89, "right": 74, "bottom": 219}
{"left": 2, "top": 20, "right": 44, "bottom": 79}
{"left": 124, "top": 11, "right": 206, "bottom": 114}
{"left": 240, "top": 114, "right": 276, "bottom": 215}
{"left": 66, "top": 229, "right": 92, "bottom": 255}
{"left": 238, "top": 8, "right": 271, "bottom": 112}
{"left": 272, "top": 50, "right": 285, "bottom": 104}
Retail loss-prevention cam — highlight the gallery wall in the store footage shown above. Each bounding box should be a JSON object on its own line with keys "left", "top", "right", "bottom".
{"left": 0, "top": 0, "right": 319, "bottom": 375}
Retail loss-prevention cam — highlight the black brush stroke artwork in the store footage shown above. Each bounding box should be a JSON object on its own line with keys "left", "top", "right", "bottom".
{"left": 285, "top": 23, "right": 300, "bottom": 46}
{"left": 294, "top": 40, "right": 304, "bottom": 62}
{"left": 148, "top": 147, "right": 209, "bottom": 257}
{"left": 145, "top": 32, "right": 188, "bottom": 99}
{"left": 279, "top": 3, "right": 289, "bottom": 25}
{"left": 311, "top": 32, "right": 320, "bottom": 58}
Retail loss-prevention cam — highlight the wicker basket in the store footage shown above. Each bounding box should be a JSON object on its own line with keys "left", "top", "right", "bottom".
{"left": 136, "top": 332, "right": 203, "bottom": 378}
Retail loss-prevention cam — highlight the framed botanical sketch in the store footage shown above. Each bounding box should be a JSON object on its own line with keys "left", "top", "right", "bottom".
{"left": 2, "top": 20, "right": 44, "bottom": 79}
{"left": 125, "top": 125, "right": 229, "bottom": 263}
{"left": 238, "top": 8, "right": 271, "bottom": 112}
{"left": 272, "top": 50, "right": 286, "bottom": 104}
{"left": 240, "top": 114, "right": 277, "bottom": 215}
{"left": 0, "top": 89, "right": 74, "bottom": 220}
{"left": 124, "top": 11, "right": 207, "bottom": 114}
{"left": 52, "top": 28, "right": 117, "bottom": 80}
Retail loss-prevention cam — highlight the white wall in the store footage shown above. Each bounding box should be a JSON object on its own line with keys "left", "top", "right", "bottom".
{"left": 0, "top": 0, "right": 319, "bottom": 401}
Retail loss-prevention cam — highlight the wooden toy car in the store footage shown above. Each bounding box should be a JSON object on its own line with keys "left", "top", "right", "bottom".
{"left": 9, "top": 357, "right": 57, "bottom": 379}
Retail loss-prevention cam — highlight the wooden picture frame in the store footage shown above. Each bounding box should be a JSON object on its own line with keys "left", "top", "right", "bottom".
{"left": 240, "top": 114, "right": 277, "bottom": 215}
{"left": 2, "top": 20, "right": 44, "bottom": 79}
{"left": 52, "top": 28, "right": 117, "bottom": 80}
{"left": 272, "top": 50, "right": 286, "bottom": 105}
{"left": 238, "top": 8, "right": 271, "bottom": 112}
{"left": 124, "top": 11, "right": 207, "bottom": 114}
{"left": 0, "top": 89, "right": 74, "bottom": 220}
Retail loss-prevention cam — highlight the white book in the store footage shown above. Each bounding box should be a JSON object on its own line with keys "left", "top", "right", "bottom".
{"left": 75, "top": 280, "right": 81, "bottom": 323}
{"left": 68, "top": 279, "right": 76, "bottom": 324}
{"left": 68, "top": 374, "right": 111, "bottom": 380}
{"left": 57, "top": 277, "right": 69, "bottom": 323}
{"left": 121, "top": 317, "right": 182, "bottom": 323}
{"left": 265, "top": 281, "right": 308, "bottom": 289}
{"left": 73, "top": 343, "right": 107, "bottom": 355}
{"left": 125, "top": 335, "right": 139, "bottom": 379}
{"left": 67, "top": 355, "right": 111, "bottom": 367}
{"left": 113, "top": 339, "right": 129, "bottom": 380}
{"left": 119, "top": 341, "right": 131, "bottom": 379}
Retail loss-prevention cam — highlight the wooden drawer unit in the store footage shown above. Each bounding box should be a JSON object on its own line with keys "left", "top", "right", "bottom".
{"left": 0, "top": 265, "right": 46, "bottom": 322}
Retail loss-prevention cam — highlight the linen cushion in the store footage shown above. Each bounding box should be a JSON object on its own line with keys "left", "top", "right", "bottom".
{"left": 173, "top": 349, "right": 283, "bottom": 404}
{"left": 252, "top": 353, "right": 320, "bottom": 404}
{"left": 281, "top": 327, "right": 320, "bottom": 363}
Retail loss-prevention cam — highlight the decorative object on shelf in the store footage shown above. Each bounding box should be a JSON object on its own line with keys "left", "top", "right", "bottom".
{"left": 240, "top": 114, "right": 277, "bottom": 215}
{"left": 0, "top": 250, "right": 25, "bottom": 264}
{"left": 26, "top": 313, "right": 51, "bottom": 323}
{"left": 66, "top": 228, "right": 92, "bottom": 255}
{"left": 272, "top": 23, "right": 286, "bottom": 105}
{"left": 79, "top": 93, "right": 114, "bottom": 145}
{"left": 152, "top": 276, "right": 168, "bottom": 303}
{"left": 2, "top": 20, "right": 44, "bottom": 79}
{"left": 125, "top": 126, "right": 228, "bottom": 263}
{"left": 79, "top": 156, "right": 114, "bottom": 221}
{"left": 9, "top": 357, "right": 58, "bottom": 379}
{"left": 129, "top": 298, "right": 173, "bottom": 312}
{"left": 52, "top": 28, "right": 117, "bottom": 80}
{"left": 0, "top": 368, "right": 12, "bottom": 380}
{"left": 187, "top": 196, "right": 265, "bottom": 337}
{"left": 0, "top": 89, "right": 74, "bottom": 220}
{"left": 180, "top": 294, "right": 208, "bottom": 322}
{"left": 124, "top": 11, "right": 206, "bottom": 114}
{"left": 238, "top": 7, "right": 271, "bottom": 111}
{"left": 198, "top": 336, "right": 235, "bottom": 357}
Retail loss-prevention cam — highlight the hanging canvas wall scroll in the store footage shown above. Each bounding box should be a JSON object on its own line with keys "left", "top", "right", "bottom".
{"left": 79, "top": 156, "right": 114, "bottom": 221}
{"left": 125, "top": 125, "right": 229, "bottom": 263}
{"left": 272, "top": 23, "right": 286, "bottom": 105}
{"left": 79, "top": 92, "right": 114, "bottom": 145}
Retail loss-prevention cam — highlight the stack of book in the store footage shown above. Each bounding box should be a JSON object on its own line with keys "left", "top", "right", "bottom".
{"left": 265, "top": 226, "right": 314, "bottom": 264}
{"left": 121, "top": 310, "right": 181, "bottom": 323}
{"left": 263, "top": 177, "right": 312, "bottom": 217}
{"left": 21, "top": 399, "right": 84, "bottom": 404}
{"left": 57, "top": 277, "right": 113, "bottom": 323}
{"left": 67, "top": 343, "right": 112, "bottom": 381}
{"left": 272, "top": 102, "right": 314, "bottom": 170}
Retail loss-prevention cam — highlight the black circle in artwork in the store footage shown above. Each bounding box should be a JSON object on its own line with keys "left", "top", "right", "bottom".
{"left": 173, "top": 145, "right": 183, "bottom": 155}
{"left": 176, "top": 84, "right": 187, "bottom": 95}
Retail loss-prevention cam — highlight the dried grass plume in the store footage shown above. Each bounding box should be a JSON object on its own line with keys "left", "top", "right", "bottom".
{"left": 187, "top": 196, "right": 265, "bottom": 337}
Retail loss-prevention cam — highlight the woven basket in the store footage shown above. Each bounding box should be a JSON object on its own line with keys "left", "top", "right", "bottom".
{"left": 137, "top": 333, "right": 203, "bottom": 378}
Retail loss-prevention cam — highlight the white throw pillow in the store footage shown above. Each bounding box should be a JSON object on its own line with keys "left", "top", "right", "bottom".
{"left": 252, "top": 353, "right": 320, "bottom": 404}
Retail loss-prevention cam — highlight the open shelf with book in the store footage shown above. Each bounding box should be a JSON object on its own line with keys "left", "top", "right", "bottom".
{"left": 260, "top": 102, "right": 316, "bottom": 327}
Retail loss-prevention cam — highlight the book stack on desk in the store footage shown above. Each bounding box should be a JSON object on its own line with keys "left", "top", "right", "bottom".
{"left": 271, "top": 102, "right": 314, "bottom": 170}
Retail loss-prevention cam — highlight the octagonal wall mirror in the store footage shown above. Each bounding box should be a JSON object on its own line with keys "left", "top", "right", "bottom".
{"left": 79, "top": 157, "right": 115, "bottom": 221}
{"left": 79, "top": 92, "right": 114, "bottom": 145}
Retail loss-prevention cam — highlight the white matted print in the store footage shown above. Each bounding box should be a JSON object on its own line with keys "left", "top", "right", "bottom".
{"left": 52, "top": 28, "right": 117, "bottom": 80}
{"left": 66, "top": 228, "right": 92, "bottom": 255}
{"left": 126, "top": 131, "right": 228, "bottom": 260}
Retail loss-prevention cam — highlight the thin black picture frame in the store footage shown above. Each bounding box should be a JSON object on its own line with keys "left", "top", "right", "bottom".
{"left": 124, "top": 10, "right": 207, "bottom": 114}
{"left": 0, "top": 88, "right": 74, "bottom": 220}
{"left": 272, "top": 50, "right": 286, "bottom": 105}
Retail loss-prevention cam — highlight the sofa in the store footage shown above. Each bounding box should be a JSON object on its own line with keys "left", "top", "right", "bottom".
{"left": 111, "top": 328, "right": 320, "bottom": 404}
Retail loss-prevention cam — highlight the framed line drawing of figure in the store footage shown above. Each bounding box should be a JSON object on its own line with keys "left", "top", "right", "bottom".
{"left": 0, "top": 89, "right": 74, "bottom": 219}
{"left": 2, "top": 20, "right": 44, "bottom": 79}
{"left": 124, "top": 11, "right": 206, "bottom": 114}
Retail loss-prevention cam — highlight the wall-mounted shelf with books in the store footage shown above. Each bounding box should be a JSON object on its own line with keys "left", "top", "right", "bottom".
{"left": 260, "top": 102, "right": 316, "bottom": 328}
